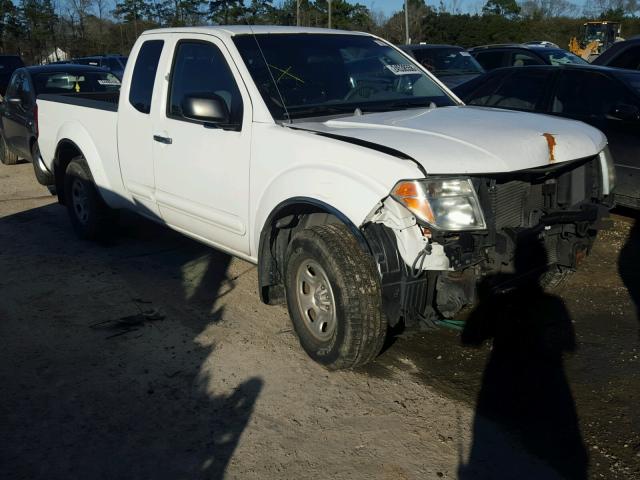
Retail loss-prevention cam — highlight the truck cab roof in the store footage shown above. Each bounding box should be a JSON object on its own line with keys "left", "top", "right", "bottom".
{"left": 143, "top": 25, "right": 370, "bottom": 39}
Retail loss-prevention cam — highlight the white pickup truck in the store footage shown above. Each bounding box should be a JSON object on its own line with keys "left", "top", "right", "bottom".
{"left": 36, "top": 26, "right": 614, "bottom": 369}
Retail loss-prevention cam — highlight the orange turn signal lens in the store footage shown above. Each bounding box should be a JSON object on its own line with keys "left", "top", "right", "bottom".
{"left": 392, "top": 181, "right": 436, "bottom": 224}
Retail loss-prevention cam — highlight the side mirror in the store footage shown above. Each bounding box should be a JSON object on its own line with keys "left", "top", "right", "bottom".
{"left": 181, "top": 94, "right": 230, "bottom": 125}
{"left": 609, "top": 103, "right": 640, "bottom": 121}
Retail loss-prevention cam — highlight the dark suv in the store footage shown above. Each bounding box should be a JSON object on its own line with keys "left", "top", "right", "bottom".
{"left": 468, "top": 44, "right": 587, "bottom": 71}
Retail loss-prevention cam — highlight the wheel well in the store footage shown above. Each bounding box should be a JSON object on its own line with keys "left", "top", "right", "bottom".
{"left": 258, "top": 199, "right": 370, "bottom": 305}
{"left": 53, "top": 141, "right": 82, "bottom": 204}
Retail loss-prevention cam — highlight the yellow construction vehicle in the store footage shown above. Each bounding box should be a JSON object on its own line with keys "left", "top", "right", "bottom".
{"left": 569, "top": 21, "right": 623, "bottom": 61}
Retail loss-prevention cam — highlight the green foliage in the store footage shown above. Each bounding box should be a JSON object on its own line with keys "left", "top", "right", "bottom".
{"left": 482, "top": 0, "right": 521, "bottom": 18}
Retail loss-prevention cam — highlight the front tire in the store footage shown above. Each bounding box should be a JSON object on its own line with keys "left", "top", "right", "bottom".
{"left": 64, "top": 156, "right": 116, "bottom": 240}
{"left": 284, "top": 223, "right": 386, "bottom": 370}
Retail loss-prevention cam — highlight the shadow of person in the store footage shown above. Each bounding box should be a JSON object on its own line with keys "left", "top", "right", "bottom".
{"left": 618, "top": 212, "right": 640, "bottom": 336}
{"left": 458, "top": 239, "right": 588, "bottom": 480}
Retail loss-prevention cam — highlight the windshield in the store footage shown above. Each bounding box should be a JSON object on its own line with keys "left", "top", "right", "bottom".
{"left": 34, "top": 71, "right": 121, "bottom": 95}
{"left": 233, "top": 34, "right": 456, "bottom": 121}
{"left": 584, "top": 24, "right": 607, "bottom": 43}
{"left": 541, "top": 49, "right": 588, "bottom": 66}
{"left": 410, "top": 47, "right": 484, "bottom": 76}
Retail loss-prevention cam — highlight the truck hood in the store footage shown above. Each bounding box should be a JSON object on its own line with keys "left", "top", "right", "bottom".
{"left": 293, "top": 106, "right": 607, "bottom": 174}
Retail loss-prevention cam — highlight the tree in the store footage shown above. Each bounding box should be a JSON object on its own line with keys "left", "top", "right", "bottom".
{"left": 482, "top": 0, "right": 521, "bottom": 18}
{"left": 208, "top": 0, "right": 245, "bottom": 24}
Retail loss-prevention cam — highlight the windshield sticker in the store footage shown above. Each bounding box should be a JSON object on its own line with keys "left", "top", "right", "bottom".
{"left": 97, "top": 79, "right": 121, "bottom": 86}
{"left": 386, "top": 64, "right": 421, "bottom": 75}
{"left": 459, "top": 51, "right": 471, "bottom": 56}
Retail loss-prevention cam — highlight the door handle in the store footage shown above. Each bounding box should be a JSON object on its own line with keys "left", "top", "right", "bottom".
{"left": 153, "top": 135, "right": 172, "bottom": 145}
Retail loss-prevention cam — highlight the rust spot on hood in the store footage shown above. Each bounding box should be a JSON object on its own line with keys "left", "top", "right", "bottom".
{"left": 542, "top": 133, "right": 556, "bottom": 163}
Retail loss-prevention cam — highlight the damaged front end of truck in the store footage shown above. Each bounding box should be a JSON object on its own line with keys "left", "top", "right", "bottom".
{"left": 363, "top": 149, "right": 615, "bottom": 329}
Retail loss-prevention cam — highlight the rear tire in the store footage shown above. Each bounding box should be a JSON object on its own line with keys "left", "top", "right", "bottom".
{"left": 0, "top": 134, "right": 18, "bottom": 165}
{"left": 64, "top": 156, "right": 116, "bottom": 240}
{"left": 284, "top": 223, "right": 386, "bottom": 370}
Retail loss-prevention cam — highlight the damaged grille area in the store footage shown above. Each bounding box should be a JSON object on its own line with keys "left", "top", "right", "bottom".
{"left": 486, "top": 155, "right": 601, "bottom": 231}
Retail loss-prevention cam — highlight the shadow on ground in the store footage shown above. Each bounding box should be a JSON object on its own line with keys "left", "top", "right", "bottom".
{"left": 618, "top": 208, "right": 640, "bottom": 336}
{"left": 458, "top": 239, "right": 587, "bottom": 480}
{"left": 0, "top": 205, "right": 262, "bottom": 480}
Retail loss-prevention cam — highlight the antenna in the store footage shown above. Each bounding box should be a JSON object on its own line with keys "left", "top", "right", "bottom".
{"left": 247, "top": 24, "right": 292, "bottom": 124}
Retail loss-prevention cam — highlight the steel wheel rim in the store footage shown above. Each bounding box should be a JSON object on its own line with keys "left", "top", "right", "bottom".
{"left": 71, "top": 178, "right": 90, "bottom": 225}
{"left": 294, "top": 259, "right": 337, "bottom": 341}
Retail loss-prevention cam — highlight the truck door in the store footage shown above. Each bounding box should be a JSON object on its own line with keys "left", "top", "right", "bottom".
{"left": 117, "top": 38, "right": 165, "bottom": 218}
{"left": 152, "top": 36, "right": 252, "bottom": 255}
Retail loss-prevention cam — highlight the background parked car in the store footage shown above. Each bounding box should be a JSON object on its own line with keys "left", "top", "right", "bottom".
{"left": 591, "top": 37, "right": 640, "bottom": 70}
{"left": 71, "top": 55, "right": 128, "bottom": 78}
{"left": 454, "top": 64, "right": 640, "bottom": 208}
{"left": 399, "top": 44, "right": 484, "bottom": 88}
{"left": 0, "top": 64, "right": 121, "bottom": 183}
{"left": 468, "top": 43, "right": 587, "bottom": 71}
{"left": 0, "top": 55, "right": 24, "bottom": 97}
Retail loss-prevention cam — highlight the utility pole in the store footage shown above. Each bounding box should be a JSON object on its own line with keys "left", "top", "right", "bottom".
{"left": 296, "top": 0, "right": 300, "bottom": 26}
{"left": 404, "top": 0, "right": 410, "bottom": 44}
{"left": 328, "top": 0, "right": 332, "bottom": 29}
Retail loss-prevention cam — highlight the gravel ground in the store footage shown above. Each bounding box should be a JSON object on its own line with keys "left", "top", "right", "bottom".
{"left": 0, "top": 161, "right": 638, "bottom": 480}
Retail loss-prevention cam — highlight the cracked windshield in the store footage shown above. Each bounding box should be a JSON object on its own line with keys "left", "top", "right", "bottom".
{"left": 233, "top": 33, "right": 456, "bottom": 120}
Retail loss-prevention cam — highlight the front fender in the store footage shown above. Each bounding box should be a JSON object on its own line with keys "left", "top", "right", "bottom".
{"left": 252, "top": 164, "right": 395, "bottom": 257}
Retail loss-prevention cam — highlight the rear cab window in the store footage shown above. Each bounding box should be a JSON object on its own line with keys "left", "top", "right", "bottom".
{"left": 129, "top": 40, "right": 164, "bottom": 114}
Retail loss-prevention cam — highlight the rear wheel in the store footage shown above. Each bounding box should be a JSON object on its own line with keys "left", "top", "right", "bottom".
{"left": 64, "top": 156, "right": 116, "bottom": 240}
{"left": 0, "top": 134, "right": 18, "bottom": 165}
{"left": 284, "top": 223, "right": 386, "bottom": 370}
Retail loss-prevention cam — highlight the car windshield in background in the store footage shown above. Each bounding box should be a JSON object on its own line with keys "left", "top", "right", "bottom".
{"left": 541, "top": 49, "right": 587, "bottom": 65}
{"left": 617, "top": 71, "right": 640, "bottom": 95}
{"left": 233, "top": 34, "right": 455, "bottom": 121}
{"left": 34, "top": 71, "right": 121, "bottom": 94}
{"left": 411, "top": 48, "right": 484, "bottom": 76}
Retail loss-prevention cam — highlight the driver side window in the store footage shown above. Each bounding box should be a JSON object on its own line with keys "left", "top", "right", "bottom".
{"left": 168, "top": 41, "right": 243, "bottom": 127}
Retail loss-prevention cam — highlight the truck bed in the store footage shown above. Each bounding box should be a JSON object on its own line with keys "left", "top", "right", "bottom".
{"left": 37, "top": 91, "right": 126, "bottom": 206}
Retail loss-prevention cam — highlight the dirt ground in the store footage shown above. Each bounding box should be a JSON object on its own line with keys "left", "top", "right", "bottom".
{"left": 0, "top": 161, "right": 638, "bottom": 480}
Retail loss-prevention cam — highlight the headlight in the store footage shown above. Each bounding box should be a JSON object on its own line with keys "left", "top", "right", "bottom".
{"left": 391, "top": 178, "right": 487, "bottom": 231}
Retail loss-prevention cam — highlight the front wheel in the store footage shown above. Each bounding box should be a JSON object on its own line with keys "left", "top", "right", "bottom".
{"left": 284, "top": 223, "right": 386, "bottom": 370}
